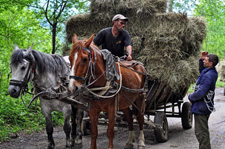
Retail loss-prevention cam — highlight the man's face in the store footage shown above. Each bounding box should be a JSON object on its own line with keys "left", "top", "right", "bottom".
{"left": 116, "top": 19, "right": 126, "bottom": 31}
{"left": 203, "top": 57, "right": 213, "bottom": 68}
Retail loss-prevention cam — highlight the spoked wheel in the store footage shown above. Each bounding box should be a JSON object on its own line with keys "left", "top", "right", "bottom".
{"left": 154, "top": 111, "right": 168, "bottom": 142}
{"left": 181, "top": 102, "right": 193, "bottom": 129}
{"left": 82, "top": 111, "right": 91, "bottom": 135}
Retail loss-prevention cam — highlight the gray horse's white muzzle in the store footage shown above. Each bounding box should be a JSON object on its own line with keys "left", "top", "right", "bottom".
{"left": 8, "top": 85, "right": 21, "bottom": 98}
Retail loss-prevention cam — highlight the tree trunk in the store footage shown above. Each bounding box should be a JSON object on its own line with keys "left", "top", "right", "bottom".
{"left": 168, "top": 0, "right": 174, "bottom": 12}
{"left": 52, "top": 23, "right": 57, "bottom": 54}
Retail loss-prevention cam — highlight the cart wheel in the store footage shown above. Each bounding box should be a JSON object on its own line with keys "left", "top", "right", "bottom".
{"left": 181, "top": 102, "right": 193, "bottom": 129}
{"left": 82, "top": 111, "right": 91, "bottom": 135}
{"left": 154, "top": 111, "right": 168, "bottom": 143}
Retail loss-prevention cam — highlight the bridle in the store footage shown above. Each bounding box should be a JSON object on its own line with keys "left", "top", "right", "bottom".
{"left": 9, "top": 58, "right": 35, "bottom": 88}
{"left": 69, "top": 47, "right": 96, "bottom": 84}
{"left": 9, "top": 54, "right": 36, "bottom": 106}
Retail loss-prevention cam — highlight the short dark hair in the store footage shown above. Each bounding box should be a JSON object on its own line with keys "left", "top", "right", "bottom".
{"left": 207, "top": 54, "right": 219, "bottom": 67}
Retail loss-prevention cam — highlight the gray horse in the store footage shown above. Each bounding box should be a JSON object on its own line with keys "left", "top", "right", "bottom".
{"left": 8, "top": 45, "right": 84, "bottom": 149}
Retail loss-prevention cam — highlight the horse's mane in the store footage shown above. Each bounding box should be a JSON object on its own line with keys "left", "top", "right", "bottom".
{"left": 11, "top": 49, "right": 69, "bottom": 77}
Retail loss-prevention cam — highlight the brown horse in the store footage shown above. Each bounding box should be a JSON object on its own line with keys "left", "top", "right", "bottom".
{"left": 68, "top": 34, "right": 147, "bottom": 149}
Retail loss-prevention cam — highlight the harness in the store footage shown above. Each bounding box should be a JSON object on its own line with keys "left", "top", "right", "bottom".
{"left": 69, "top": 48, "right": 147, "bottom": 101}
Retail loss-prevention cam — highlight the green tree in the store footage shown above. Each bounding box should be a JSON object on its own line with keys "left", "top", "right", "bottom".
{"left": 168, "top": 0, "right": 198, "bottom": 14}
{"left": 32, "top": 0, "right": 89, "bottom": 54}
{"left": 195, "top": 0, "right": 225, "bottom": 59}
{"left": 0, "top": 2, "right": 54, "bottom": 141}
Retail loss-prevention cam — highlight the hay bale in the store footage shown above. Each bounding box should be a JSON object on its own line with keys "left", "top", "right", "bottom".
{"left": 90, "top": 0, "right": 167, "bottom": 15}
{"left": 138, "top": 47, "right": 200, "bottom": 92}
{"left": 66, "top": 0, "right": 168, "bottom": 42}
{"left": 134, "top": 13, "right": 206, "bottom": 61}
{"left": 131, "top": 36, "right": 143, "bottom": 59}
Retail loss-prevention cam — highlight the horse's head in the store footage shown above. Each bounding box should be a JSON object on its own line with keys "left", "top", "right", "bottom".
{"left": 8, "top": 44, "right": 35, "bottom": 98}
{"left": 68, "top": 34, "right": 95, "bottom": 94}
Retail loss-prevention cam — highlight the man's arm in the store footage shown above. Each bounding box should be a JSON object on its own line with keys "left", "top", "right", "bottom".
{"left": 126, "top": 45, "right": 132, "bottom": 61}
{"left": 199, "top": 51, "right": 208, "bottom": 73}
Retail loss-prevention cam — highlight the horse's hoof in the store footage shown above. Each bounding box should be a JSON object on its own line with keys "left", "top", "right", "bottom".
{"left": 124, "top": 143, "right": 133, "bottom": 149}
{"left": 66, "top": 146, "right": 72, "bottom": 149}
{"left": 138, "top": 145, "right": 145, "bottom": 149}
{"left": 75, "top": 138, "right": 82, "bottom": 144}
{"left": 71, "top": 140, "right": 75, "bottom": 147}
{"left": 47, "top": 145, "right": 55, "bottom": 149}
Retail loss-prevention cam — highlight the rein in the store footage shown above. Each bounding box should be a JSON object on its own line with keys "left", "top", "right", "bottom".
{"left": 83, "top": 59, "right": 123, "bottom": 99}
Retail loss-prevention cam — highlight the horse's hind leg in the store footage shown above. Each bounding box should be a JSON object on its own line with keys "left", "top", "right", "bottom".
{"left": 71, "top": 106, "right": 76, "bottom": 146}
{"left": 63, "top": 108, "right": 72, "bottom": 148}
{"left": 136, "top": 95, "right": 145, "bottom": 148}
{"left": 122, "top": 108, "right": 136, "bottom": 148}
{"left": 71, "top": 106, "right": 83, "bottom": 145}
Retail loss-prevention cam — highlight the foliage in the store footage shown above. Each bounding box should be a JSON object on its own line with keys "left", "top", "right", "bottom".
{"left": 28, "top": 0, "right": 90, "bottom": 54}
{"left": 194, "top": 0, "right": 225, "bottom": 60}
{"left": 168, "top": 0, "right": 198, "bottom": 14}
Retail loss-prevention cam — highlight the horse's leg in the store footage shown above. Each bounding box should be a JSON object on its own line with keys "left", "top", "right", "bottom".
{"left": 122, "top": 108, "right": 136, "bottom": 148}
{"left": 63, "top": 107, "right": 72, "bottom": 148}
{"left": 71, "top": 106, "right": 76, "bottom": 146}
{"left": 75, "top": 108, "right": 83, "bottom": 144}
{"left": 89, "top": 109, "right": 99, "bottom": 149}
{"left": 107, "top": 107, "right": 116, "bottom": 149}
{"left": 136, "top": 95, "right": 145, "bottom": 148}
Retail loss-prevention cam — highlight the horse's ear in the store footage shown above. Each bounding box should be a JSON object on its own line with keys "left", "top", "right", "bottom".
{"left": 27, "top": 44, "right": 33, "bottom": 53}
{"left": 24, "top": 44, "right": 33, "bottom": 58}
{"left": 85, "top": 34, "right": 94, "bottom": 49}
{"left": 14, "top": 44, "right": 19, "bottom": 51}
{"left": 72, "top": 34, "right": 78, "bottom": 44}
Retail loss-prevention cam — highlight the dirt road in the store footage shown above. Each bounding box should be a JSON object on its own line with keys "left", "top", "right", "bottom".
{"left": 1, "top": 88, "right": 225, "bottom": 149}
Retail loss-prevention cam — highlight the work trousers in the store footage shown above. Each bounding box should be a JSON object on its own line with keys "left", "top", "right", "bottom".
{"left": 194, "top": 114, "right": 211, "bottom": 149}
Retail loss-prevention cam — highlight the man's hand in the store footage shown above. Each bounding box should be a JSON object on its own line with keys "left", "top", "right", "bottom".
{"left": 127, "top": 55, "right": 132, "bottom": 61}
{"left": 201, "top": 51, "right": 208, "bottom": 60}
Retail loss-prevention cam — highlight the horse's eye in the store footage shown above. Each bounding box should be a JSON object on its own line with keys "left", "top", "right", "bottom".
{"left": 21, "top": 66, "right": 26, "bottom": 70}
{"left": 83, "top": 58, "right": 87, "bottom": 63}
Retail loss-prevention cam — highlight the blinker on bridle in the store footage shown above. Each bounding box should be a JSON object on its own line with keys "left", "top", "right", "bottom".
{"left": 69, "top": 47, "right": 95, "bottom": 81}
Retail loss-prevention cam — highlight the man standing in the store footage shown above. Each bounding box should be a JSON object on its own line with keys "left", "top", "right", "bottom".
{"left": 93, "top": 14, "right": 132, "bottom": 61}
{"left": 188, "top": 51, "right": 219, "bottom": 149}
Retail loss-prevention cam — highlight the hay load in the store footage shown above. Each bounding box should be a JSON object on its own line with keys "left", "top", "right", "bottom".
{"left": 66, "top": 0, "right": 168, "bottom": 42}
{"left": 65, "top": 0, "right": 206, "bottom": 95}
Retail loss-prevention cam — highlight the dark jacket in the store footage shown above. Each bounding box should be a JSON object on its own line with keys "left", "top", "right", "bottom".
{"left": 188, "top": 59, "right": 218, "bottom": 115}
